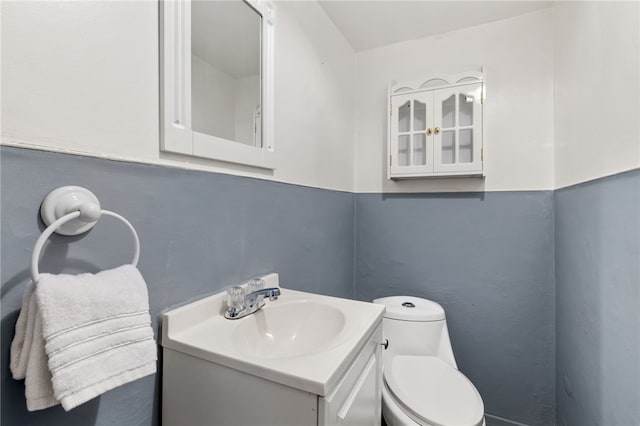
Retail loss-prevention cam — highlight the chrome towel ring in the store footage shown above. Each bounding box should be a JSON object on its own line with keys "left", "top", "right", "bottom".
{"left": 30, "top": 186, "right": 140, "bottom": 283}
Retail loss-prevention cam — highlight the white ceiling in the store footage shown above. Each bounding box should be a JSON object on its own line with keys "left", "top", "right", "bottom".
{"left": 318, "top": 1, "right": 552, "bottom": 51}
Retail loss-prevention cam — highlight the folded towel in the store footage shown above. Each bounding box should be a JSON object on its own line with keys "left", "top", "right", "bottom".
{"left": 10, "top": 282, "right": 58, "bottom": 411}
{"left": 10, "top": 281, "right": 33, "bottom": 379}
{"left": 10, "top": 265, "right": 157, "bottom": 411}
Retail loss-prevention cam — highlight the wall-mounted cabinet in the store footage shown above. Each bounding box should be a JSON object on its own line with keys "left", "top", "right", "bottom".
{"left": 388, "top": 71, "right": 484, "bottom": 179}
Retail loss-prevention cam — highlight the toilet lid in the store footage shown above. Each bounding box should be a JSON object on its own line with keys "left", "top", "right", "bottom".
{"left": 373, "top": 296, "right": 445, "bottom": 321}
{"left": 385, "top": 355, "right": 484, "bottom": 426}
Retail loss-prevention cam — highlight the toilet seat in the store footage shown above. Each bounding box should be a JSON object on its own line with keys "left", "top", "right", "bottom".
{"left": 384, "top": 355, "right": 484, "bottom": 426}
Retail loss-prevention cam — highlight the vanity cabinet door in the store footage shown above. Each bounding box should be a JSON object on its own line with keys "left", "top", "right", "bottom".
{"left": 334, "top": 352, "right": 379, "bottom": 425}
{"left": 319, "top": 324, "right": 383, "bottom": 426}
{"left": 162, "top": 349, "right": 318, "bottom": 426}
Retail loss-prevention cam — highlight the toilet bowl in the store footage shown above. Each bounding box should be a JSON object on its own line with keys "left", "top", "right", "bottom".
{"left": 373, "top": 296, "right": 485, "bottom": 426}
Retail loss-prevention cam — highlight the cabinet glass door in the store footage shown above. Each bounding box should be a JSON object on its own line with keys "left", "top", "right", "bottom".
{"left": 390, "top": 92, "right": 434, "bottom": 175}
{"left": 433, "top": 83, "right": 482, "bottom": 173}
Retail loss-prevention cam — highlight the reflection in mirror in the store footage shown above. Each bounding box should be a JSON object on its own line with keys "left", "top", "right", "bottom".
{"left": 191, "top": 0, "right": 262, "bottom": 148}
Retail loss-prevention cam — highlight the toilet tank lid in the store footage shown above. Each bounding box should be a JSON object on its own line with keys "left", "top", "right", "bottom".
{"left": 373, "top": 296, "right": 445, "bottom": 321}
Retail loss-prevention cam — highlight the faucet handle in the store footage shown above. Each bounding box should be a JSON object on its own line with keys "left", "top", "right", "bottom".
{"left": 226, "top": 286, "right": 246, "bottom": 311}
{"left": 247, "top": 278, "right": 265, "bottom": 294}
{"left": 267, "top": 287, "right": 281, "bottom": 301}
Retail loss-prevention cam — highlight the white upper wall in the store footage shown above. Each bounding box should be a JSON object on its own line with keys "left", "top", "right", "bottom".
{"left": 1, "top": 1, "right": 158, "bottom": 166}
{"left": 553, "top": 1, "right": 640, "bottom": 189}
{"left": 3, "top": 1, "right": 638, "bottom": 194}
{"left": 272, "top": 1, "right": 355, "bottom": 191}
{"left": 354, "top": 8, "right": 555, "bottom": 193}
{"left": 1, "top": 0, "right": 356, "bottom": 192}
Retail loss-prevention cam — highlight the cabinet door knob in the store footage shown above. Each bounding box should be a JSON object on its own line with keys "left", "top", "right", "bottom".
{"left": 380, "top": 339, "right": 389, "bottom": 350}
{"left": 434, "top": 127, "right": 440, "bottom": 135}
{"left": 426, "top": 128, "right": 432, "bottom": 135}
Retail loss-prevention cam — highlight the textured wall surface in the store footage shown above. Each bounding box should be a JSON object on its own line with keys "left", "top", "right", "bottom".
{"left": 355, "top": 191, "right": 556, "bottom": 425}
{"left": 0, "top": 146, "right": 355, "bottom": 426}
{"left": 555, "top": 170, "right": 640, "bottom": 426}
{"left": 354, "top": 8, "right": 554, "bottom": 193}
{"left": 553, "top": 1, "right": 640, "bottom": 189}
{"left": 10, "top": 150, "right": 639, "bottom": 426}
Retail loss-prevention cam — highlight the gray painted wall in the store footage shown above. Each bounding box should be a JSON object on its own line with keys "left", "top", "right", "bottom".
{"left": 555, "top": 170, "right": 640, "bottom": 426}
{"left": 355, "top": 192, "right": 556, "bottom": 426}
{"left": 10, "top": 147, "right": 638, "bottom": 426}
{"left": 1, "top": 146, "right": 355, "bottom": 426}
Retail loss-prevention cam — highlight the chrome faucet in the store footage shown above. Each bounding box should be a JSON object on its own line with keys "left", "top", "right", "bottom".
{"left": 225, "top": 280, "right": 280, "bottom": 319}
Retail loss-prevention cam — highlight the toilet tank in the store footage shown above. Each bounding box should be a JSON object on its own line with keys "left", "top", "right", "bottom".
{"left": 373, "top": 296, "right": 457, "bottom": 368}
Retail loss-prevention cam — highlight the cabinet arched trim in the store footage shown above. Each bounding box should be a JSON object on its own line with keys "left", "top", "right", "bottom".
{"left": 390, "top": 70, "right": 483, "bottom": 94}
{"left": 419, "top": 78, "right": 449, "bottom": 90}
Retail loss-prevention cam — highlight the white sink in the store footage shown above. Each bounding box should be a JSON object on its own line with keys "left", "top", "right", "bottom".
{"left": 161, "top": 273, "right": 385, "bottom": 396}
{"left": 232, "top": 300, "right": 347, "bottom": 359}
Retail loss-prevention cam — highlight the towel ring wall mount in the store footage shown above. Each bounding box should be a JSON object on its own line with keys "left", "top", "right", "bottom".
{"left": 31, "top": 186, "right": 140, "bottom": 282}
{"left": 40, "top": 186, "right": 103, "bottom": 236}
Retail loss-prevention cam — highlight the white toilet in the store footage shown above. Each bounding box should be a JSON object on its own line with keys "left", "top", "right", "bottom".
{"left": 373, "top": 296, "right": 485, "bottom": 426}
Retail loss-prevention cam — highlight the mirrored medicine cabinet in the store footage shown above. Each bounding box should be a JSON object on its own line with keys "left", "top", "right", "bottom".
{"left": 160, "top": 0, "right": 276, "bottom": 169}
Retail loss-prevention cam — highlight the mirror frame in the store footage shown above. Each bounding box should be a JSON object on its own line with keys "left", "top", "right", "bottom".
{"left": 160, "top": 0, "right": 276, "bottom": 169}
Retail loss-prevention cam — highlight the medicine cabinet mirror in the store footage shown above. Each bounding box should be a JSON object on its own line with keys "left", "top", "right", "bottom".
{"left": 161, "top": 0, "right": 276, "bottom": 169}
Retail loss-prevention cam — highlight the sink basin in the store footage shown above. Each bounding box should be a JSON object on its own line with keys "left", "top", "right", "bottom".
{"left": 161, "top": 274, "right": 385, "bottom": 396}
{"left": 232, "top": 300, "right": 346, "bottom": 359}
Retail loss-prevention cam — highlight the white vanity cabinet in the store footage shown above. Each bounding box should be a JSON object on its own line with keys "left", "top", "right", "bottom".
{"left": 163, "top": 323, "right": 383, "bottom": 426}
{"left": 388, "top": 71, "right": 484, "bottom": 179}
{"left": 161, "top": 283, "right": 385, "bottom": 426}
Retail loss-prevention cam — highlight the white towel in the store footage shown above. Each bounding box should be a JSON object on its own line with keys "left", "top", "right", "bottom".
{"left": 10, "top": 282, "right": 58, "bottom": 411}
{"left": 10, "top": 265, "right": 157, "bottom": 411}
